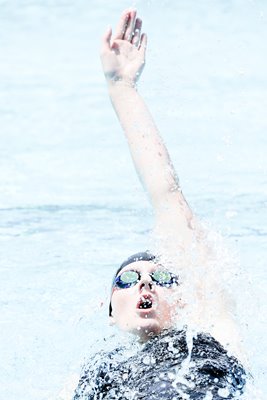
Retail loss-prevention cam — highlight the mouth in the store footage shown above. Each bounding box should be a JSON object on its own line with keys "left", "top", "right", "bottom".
{"left": 137, "top": 294, "right": 154, "bottom": 310}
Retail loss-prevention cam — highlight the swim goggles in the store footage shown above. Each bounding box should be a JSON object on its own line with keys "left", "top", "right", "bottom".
{"left": 113, "top": 269, "right": 179, "bottom": 289}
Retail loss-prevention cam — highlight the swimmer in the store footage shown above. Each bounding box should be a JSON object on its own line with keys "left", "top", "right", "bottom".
{"left": 60, "top": 9, "right": 248, "bottom": 400}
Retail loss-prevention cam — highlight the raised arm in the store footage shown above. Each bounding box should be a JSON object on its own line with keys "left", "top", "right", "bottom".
{"left": 100, "top": 9, "right": 203, "bottom": 256}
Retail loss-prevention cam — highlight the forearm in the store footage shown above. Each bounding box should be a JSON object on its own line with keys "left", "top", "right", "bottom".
{"left": 108, "top": 81, "right": 182, "bottom": 208}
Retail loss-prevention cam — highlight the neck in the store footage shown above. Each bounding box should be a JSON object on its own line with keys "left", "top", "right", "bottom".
{"left": 135, "top": 326, "right": 170, "bottom": 343}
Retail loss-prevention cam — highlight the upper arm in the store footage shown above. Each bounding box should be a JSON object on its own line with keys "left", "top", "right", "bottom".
{"left": 152, "top": 189, "right": 211, "bottom": 264}
{"left": 152, "top": 190, "right": 246, "bottom": 359}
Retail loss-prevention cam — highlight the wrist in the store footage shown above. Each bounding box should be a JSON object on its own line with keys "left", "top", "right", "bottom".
{"left": 107, "top": 78, "right": 138, "bottom": 96}
{"left": 107, "top": 76, "right": 137, "bottom": 89}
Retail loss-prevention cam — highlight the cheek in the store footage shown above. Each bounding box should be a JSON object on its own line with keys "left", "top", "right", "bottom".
{"left": 158, "top": 289, "right": 180, "bottom": 314}
{"left": 111, "top": 289, "right": 134, "bottom": 317}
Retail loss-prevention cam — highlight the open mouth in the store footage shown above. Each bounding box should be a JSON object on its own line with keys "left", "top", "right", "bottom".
{"left": 137, "top": 295, "right": 153, "bottom": 310}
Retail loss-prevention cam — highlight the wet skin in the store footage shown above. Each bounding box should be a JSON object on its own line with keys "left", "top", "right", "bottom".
{"left": 109, "top": 261, "right": 182, "bottom": 341}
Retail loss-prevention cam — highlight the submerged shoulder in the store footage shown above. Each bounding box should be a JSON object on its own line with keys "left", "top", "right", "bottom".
{"left": 73, "top": 346, "right": 126, "bottom": 399}
{"left": 169, "top": 328, "right": 247, "bottom": 396}
{"left": 193, "top": 332, "right": 247, "bottom": 395}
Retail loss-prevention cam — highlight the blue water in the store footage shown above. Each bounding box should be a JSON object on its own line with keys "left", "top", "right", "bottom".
{"left": 0, "top": 1, "right": 266, "bottom": 398}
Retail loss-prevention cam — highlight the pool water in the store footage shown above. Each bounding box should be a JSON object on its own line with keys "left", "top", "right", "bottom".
{"left": 0, "top": 1, "right": 266, "bottom": 398}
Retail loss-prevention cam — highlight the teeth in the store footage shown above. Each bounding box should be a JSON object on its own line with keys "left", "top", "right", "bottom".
{"left": 139, "top": 299, "right": 152, "bottom": 309}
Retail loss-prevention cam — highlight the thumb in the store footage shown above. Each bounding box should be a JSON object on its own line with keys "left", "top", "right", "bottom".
{"left": 101, "top": 26, "right": 112, "bottom": 52}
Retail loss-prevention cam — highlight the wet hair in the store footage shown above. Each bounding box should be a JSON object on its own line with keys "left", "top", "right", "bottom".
{"left": 109, "top": 251, "right": 157, "bottom": 316}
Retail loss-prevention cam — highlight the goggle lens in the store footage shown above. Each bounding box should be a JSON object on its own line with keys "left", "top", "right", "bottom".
{"left": 115, "top": 270, "right": 139, "bottom": 288}
{"left": 152, "top": 270, "right": 172, "bottom": 284}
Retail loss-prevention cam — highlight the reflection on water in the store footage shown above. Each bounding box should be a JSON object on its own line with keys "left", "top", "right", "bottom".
{"left": 0, "top": 0, "right": 266, "bottom": 398}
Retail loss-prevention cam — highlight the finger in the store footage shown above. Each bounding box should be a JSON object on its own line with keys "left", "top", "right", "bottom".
{"left": 113, "top": 9, "right": 130, "bottom": 41}
{"left": 131, "top": 18, "right": 142, "bottom": 47}
{"left": 124, "top": 9, "right": 137, "bottom": 41}
{"left": 139, "top": 33, "right": 147, "bottom": 57}
{"left": 101, "top": 26, "right": 112, "bottom": 52}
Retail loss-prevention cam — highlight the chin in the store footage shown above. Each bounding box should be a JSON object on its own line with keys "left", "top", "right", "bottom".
{"left": 132, "top": 319, "right": 164, "bottom": 340}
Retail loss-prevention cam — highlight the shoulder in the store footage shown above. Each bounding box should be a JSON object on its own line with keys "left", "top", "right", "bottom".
{"left": 192, "top": 331, "right": 247, "bottom": 394}
{"left": 73, "top": 346, "right": 125, "bottom": 399}
{"left": 159, "top": 329, "right": 246, "bottom": 380}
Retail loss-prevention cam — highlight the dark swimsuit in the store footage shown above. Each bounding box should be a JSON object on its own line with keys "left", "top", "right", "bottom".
{"left": 73, "top": 329, "right": 246, "bottom": 399}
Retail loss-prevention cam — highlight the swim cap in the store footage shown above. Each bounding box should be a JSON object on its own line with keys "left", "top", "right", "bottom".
{"left": 109, "top": 251, "right": 157, "bottom": 316}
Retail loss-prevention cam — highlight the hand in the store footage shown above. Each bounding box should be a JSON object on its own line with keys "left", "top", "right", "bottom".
{"left": 100, "top": 9, "right": 147, "bottom": 86}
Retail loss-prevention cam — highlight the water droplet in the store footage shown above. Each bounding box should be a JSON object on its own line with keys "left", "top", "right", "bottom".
{"left": 218, "top": 387, "right": 230, "bottom": 398}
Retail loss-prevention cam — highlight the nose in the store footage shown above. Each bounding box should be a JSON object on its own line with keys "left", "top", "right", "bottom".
{"left": 139, "top": 277, "right": 154, "bottom": 291}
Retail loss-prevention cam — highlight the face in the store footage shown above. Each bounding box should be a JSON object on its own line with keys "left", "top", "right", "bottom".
{"left": 109, "top": 261, "right": 181, "bottom": 341}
